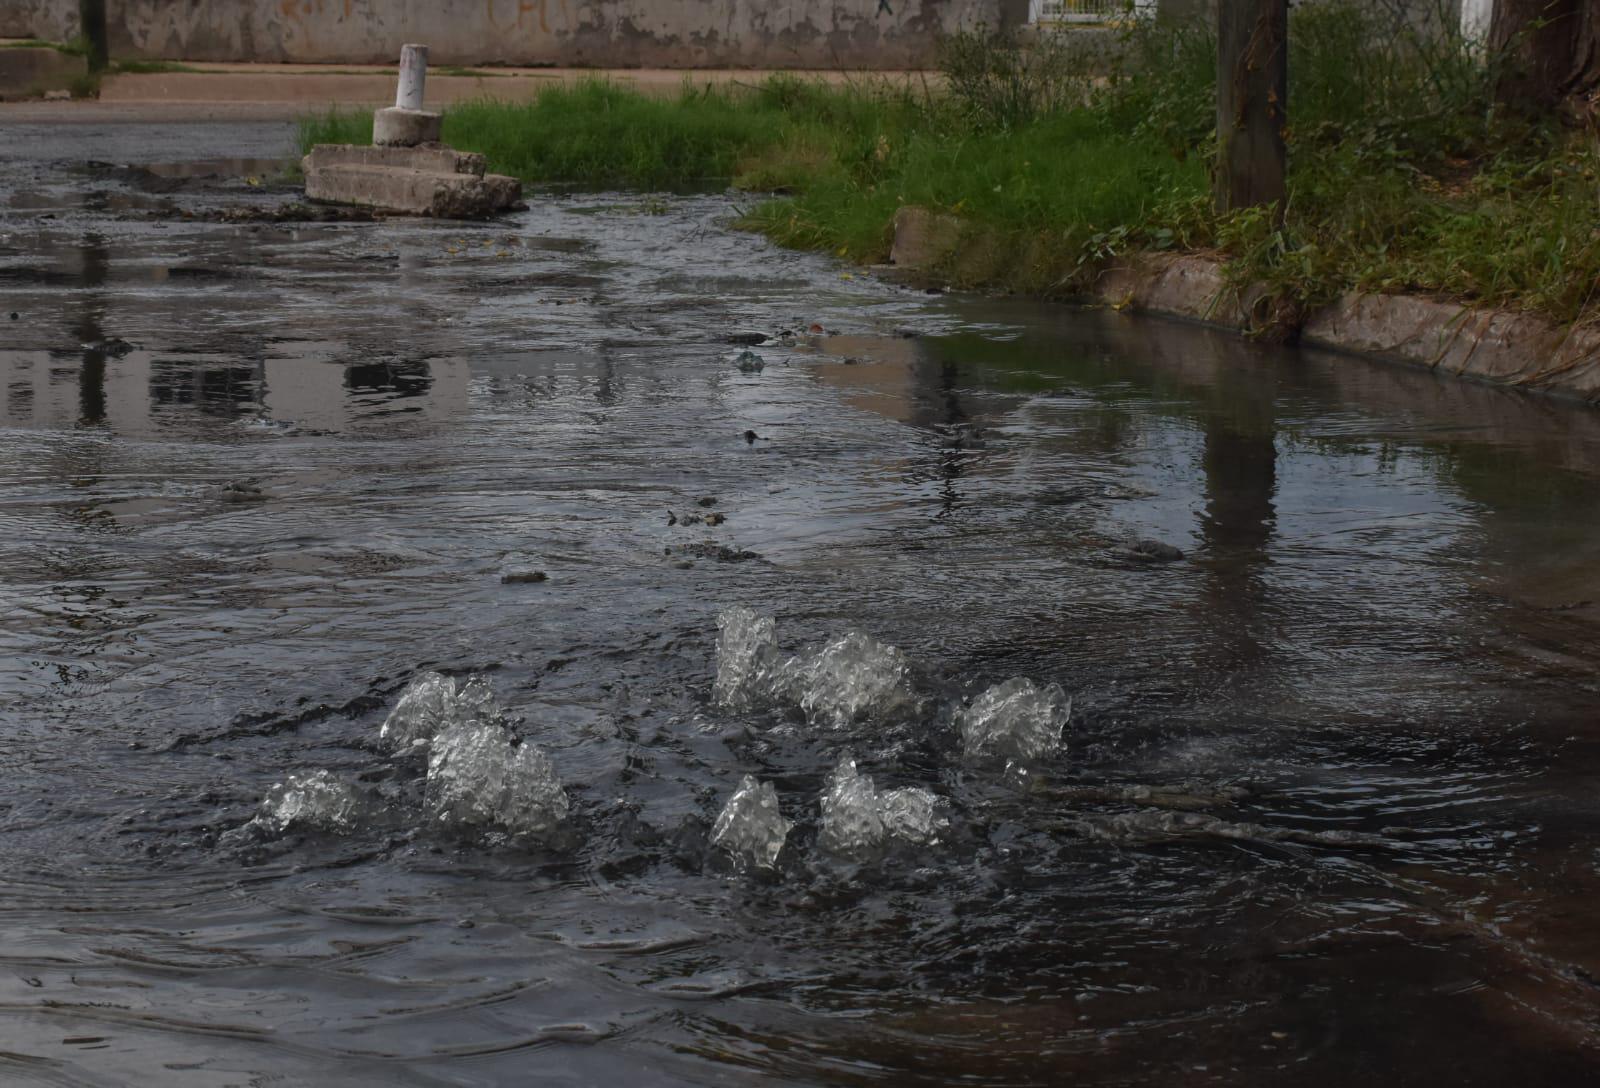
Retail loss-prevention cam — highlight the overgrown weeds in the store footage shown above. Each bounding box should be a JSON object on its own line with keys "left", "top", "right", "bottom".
{"left": 296, "top": 2, "right": 1600, "bottom": 324}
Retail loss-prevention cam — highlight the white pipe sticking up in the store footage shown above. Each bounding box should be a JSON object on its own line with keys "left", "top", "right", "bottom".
{"left": 395, "top": 43, "right": 428, "bottom": 111}
{"left": 1461, "top": 0, "right": 1495, "bottom": 48}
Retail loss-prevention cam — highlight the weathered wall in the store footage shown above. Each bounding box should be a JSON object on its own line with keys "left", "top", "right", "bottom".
{"left": 3, "top": 0, "right": 78, "bottom": 41}
{"left": 7, "top": 0, "right": 1024, "bottom": 68}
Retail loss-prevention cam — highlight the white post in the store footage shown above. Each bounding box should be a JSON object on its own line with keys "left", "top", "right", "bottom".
{"left": 396, "top": 43, "right": 428, "bottom": 111}
{"left": 1461, "top": 0, "right": 1494, "bottom": 48}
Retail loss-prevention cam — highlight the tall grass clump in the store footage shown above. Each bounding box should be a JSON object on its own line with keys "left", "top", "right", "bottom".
{"left": 294, "top": 2, "right": 1600, "bottom": 323}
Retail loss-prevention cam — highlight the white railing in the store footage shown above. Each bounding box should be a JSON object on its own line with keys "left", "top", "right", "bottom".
{"left": 1029, "top": 0, "right": 1155, "bottom": 24}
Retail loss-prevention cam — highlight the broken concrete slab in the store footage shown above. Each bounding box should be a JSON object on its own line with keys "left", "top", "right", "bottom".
{"left": 889, "top": 206, "right": 962, "bottom": 270}
{"left": 373, "top": 105, "right": 442, "bottom": 147}
{"left": 302, "top": 143, "right": 485, "bottom": 178}
{"left": 301, "top": 42, "right": 518, "bottom": 218}
{"left": 302, "top": 153, "right": 520, "bottom": 217}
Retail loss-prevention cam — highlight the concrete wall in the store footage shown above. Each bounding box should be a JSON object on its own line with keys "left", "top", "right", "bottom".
{"left": 7, "top": 0, "right": 1025, "bottom": 68}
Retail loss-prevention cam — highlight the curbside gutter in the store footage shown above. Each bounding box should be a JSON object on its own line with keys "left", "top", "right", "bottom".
{"left": 1093, "top": 253, "right": 1600, "bottom": 405}
{"left": 889, "top": 207, "right": 1600, "bottom": 406}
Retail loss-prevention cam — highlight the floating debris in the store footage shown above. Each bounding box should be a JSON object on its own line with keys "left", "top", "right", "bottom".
{"left": 670, "top": 510, "right": 725, "bottom": 527}
{"left": 1059, "top": 809, "right": 1392, "bottom": 850}
{"left": 1042, "top": 782, "right": 1251, "bottom": 812}
{"left": 501, "top": 570, "right": 549, "bottom": 584}
{"left": 733, "top": 349, "right": 765, "bottom": 373}
{"left": 818, "top": 755, "right": 944, "bottom": 859}
{"left": 1127, "top": 539, "right": 1184, "bottom": 563}
{"left": 221, "top": 479, "right": 265, "bottom": 502}
{"left": 958, "top": 677, "right": 1071, "bottom": 764}
{"left": 669, "top": 543, "right": 760, "bottom": 563}
{"left": 426, "top": 721, "right": 568, "bottom": 839}
{"left": 380, "top": 672, "right": 503, "bottom": 751}
{"left": 710, "top": 775, "right": 791, "bottom": 871}
{"left": 253, "top": 769, "right": 367, "bottom": 835}
{"left": 84, "top": 336, "right": 138, "bottom": 358}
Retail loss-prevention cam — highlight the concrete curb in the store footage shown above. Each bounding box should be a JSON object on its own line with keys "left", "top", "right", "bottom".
{"left": 887, "top": 210, "right": 1600, "bottom": 406}
{"left": 0, "top": 45, "right": 85, "bottom": 99}
{"left": 1089, "top": 252, "right": 1600, "bottom": 405}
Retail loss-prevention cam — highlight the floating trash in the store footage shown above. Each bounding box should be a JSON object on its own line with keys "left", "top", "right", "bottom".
{"left": 380, "top": 671, "right": 503, "bottom": 751}
{"left": 253, "top": 769, "right": 366, "bottom": 836}
{"left": 426, "top": 721, "right": 568, "bottom": 839}
{"left": 733, "top": 349, "right": 765, "bottom": 373}
{"left": 958, "top": 677, "right": 1071, "bottom": 764}
{"left": 818, "top": 754, "right": 945, "bottom": 859}
{"left": 710, "top": 775, "right": 791, "bottom": 870}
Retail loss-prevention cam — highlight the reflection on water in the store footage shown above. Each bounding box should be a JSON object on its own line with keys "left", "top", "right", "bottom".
{"left": 4, "top": 137, "right": 1600, "bottom": 1086}
{"left": 1, "top": 349, "right": 468, "bottom": 434}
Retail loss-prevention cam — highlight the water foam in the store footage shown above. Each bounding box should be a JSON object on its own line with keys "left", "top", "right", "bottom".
{"left": 426, "top": 721, "right": 568, "bottom": 840}
{"left": 380, "top": 671, "right": 504, "bottom": 751}
{"left": 817, "top": 755, "right": 944, "bottom": 858}
{"left": 710, "top": 775, "right": 791, "bottom": 870}
{"left": 254, "top": 769, "right": 367, "bottom": 835}
{"left": 958, "top": 677, "right": 1071, "bottom": 764}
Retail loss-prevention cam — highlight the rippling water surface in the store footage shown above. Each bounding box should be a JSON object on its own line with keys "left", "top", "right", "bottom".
{"left": 5, "top": 121, "right": 1600, "bottom": 1086}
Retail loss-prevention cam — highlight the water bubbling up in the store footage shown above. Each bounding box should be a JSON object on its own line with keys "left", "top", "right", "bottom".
{"left": 958, "top": 676, "right": 1072, "bottom": 765}
{"left": 426, "top": 720, "right": 569, "bottom": 840}
{"left": 380, "top": 671, "right": 504, "bottom": 751}
{"left": 712, "top": 606, "right": 779, "bottom": 711}
{"left": 817, "top": 754, "right": 945, "bottom": 859}
{"left": 252, "top": 769, "right": 368, "bottom": 836}
{"left": 710, "top": 775, "right": 792, "bottom": 870}
{"left": 713, "top": 609, "right": 920, "bottom": 728}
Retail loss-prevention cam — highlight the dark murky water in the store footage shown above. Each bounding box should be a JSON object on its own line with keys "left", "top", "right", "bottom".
{"left": 5, "top": 122, "right": 1600, "bottom": 1087}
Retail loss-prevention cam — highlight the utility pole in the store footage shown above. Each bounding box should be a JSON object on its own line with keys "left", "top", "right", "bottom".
{"left": 1215, "top": 1, "right": 1288, "bottom": 214}
{"left": 79, "top": 0, "right": 109, "bottom": 73}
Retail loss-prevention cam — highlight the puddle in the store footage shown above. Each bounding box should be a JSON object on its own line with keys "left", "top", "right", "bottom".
{"left": 4, "top": 121, "right": 1600, "bottom": 1087}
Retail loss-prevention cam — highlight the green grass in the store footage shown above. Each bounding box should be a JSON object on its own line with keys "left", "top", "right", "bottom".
{"left": 2, "top": 38, "right": 85, "bottom": 55}
{"left": 110, "top": 59, "right": 201, "bottom": 74}
{"left": 304, "top": 80, "right": 798, "bottom": 190}
{"left": 296, "top": 4, "right": 1600, "bottom": 325}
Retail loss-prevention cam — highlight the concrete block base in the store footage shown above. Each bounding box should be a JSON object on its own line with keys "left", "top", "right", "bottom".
{"left": 0, "top": 46, "right": 87, "bottom": 100}
{"left": 373, "top": 106, "right": 442, "bottom": 147}
{"left": 302, "top": 143, "right": 520, "bottom": 218}
{"left": 890, "top": 207, "right": 963, "bottom": 270}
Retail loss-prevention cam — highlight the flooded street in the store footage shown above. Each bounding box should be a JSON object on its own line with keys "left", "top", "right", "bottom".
{"left": 6, "top": 120, "right": 1600, "bottom": 1086}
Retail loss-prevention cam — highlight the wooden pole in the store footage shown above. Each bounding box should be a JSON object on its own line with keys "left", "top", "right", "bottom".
{"left": 1215, "top": 1, "right": 1288, "bottom": 215}
{"left": 78, "top": 0, "right": 108, "bottom": 73}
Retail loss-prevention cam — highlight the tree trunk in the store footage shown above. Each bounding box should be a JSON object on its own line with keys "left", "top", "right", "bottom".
{"left": 1215, "top": 1, "right": 1288, "bottom": 214}
{"left": 1490, "top": 0, "right": 1600, "bottom": 112}
{"left": 78, "top": 0, "right": 107, "bottom": 73}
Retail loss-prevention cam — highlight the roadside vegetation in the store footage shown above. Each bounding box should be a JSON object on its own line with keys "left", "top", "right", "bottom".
{"left": 299, "top": 2, "right": 1600, "bottom": 326}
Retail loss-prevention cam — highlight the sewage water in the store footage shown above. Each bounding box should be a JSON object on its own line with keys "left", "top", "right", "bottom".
{"left": 4, "top": 121, "right": 1600, "bottom": 1086}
